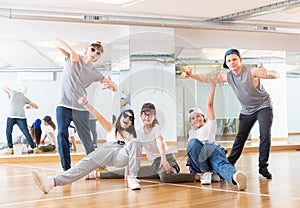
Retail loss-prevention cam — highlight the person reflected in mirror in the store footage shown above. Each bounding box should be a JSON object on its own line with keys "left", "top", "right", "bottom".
{"left": 186, "top": 73, "right": 247, "bottom": 191}
{"left": 0, "top": 84, "right": 41, "bottom": 154}
{"left": 29, "top": 118, "right": 42, "bottom": 152}
{"left": 38, "top": 116, "right": 57, "bottom": 153}
{"left": 53, "top": 37, "right": 117, "bottom": 171}
{"left": 68, "top": 122, "right": 77, "bottom": 153}
{"left": 89, "top": 114, "right": 98, "bottom": 148}
{"left": 120, "top": 97, "right": 130, "bottom": 111}
{"left": 32, "top": 96, "right": 142, "bottom": 194}
{"left": 181, "top": 48, "right": 280, "bottom": 179}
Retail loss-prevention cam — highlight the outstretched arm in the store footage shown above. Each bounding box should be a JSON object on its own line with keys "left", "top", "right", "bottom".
{"left": 53, "top": 37, "right": 82, "bottom": 67}
{"left": 181, "top": 67, "right": 228, "bottom": 83}
{"left": 206, "top": 72, "right": 218, "bottom": 121}
{"left": 78, "top": 97, "right": 114, "bottom": 132}
{"left": 0, "top": 84, "right": 11, "bottom": 99}
{"left": 252, "top": 63, "right": 280, "bottom": 79}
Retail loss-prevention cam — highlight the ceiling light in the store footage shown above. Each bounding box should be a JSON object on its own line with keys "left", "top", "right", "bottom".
{"left": 88, "top": 0, "right": 137, "bottom": 5}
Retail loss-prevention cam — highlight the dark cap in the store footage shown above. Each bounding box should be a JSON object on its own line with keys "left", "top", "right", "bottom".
{"left": 43, "top": 115, "right": 52, "bottom": 122}
{"left": 141, "top": 103, "right": 156, "bottom": 113}
{"left": 223, "top": 48, "right": 241, "bottom": 69}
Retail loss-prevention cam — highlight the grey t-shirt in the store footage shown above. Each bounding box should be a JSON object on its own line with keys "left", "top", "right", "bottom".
{"left": 8, "top": 90, "right": 31, "bottom": 118}
{"left": 227, "top": 66, "right": 272, "bottom": 115}
{"left": 57, "top": 56, "right": 104, "bottom": 111}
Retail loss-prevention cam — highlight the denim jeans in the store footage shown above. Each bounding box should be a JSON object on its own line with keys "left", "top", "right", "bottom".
{"left": 56, "top": 106, "right": 94, "bottom": 171}
{"left": 227, "top": 107, "right": 273, "bottom": 169}
{"left": 187, "top": 138, "right": 236, "bottom": 183}
{"left": 6, "top": 117, "right": 36, "bottom": 149}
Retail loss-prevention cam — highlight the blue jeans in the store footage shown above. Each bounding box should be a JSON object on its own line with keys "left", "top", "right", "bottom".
{"left": 227, "top": 107, "right": 273, "bottom": 169}
{"left": 187, "top": 138, "right": 236, "bottom": 183}
{"left": 56, "top": 106, "right": 94, "bottom": 171}
{"left": 6, "top": 117, "right": 36, "bottom": 149}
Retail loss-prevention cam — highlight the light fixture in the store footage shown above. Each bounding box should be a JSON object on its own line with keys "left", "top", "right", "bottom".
{"left": 88, "top": 0, "right": 137, "bottom": 5}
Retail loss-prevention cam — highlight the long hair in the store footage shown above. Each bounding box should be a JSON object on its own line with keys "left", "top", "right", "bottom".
{"left": 46, "top": 120, "right": 56, "bottom": 130}
{"left": 31, "top": 126, "right": 42, "bottom": 146}
{"left": 115, "top": 110, "right": 136, "bottom": 139}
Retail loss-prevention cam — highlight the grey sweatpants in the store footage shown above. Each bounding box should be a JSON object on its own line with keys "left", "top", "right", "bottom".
{"left": 100, "top": 153, "right": 195, "bottom": 183}
{"left": 55, "top": 141, "right": 142, "bottom": 186}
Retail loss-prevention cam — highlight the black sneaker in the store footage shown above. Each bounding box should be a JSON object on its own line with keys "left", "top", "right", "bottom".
{"left": 259, "top": 168, "right": 272, "bottom": 179}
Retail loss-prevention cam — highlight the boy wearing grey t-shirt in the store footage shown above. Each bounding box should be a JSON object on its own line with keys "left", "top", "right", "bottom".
{"left": 53, "top": 38, "right": 117, "bottom": 171}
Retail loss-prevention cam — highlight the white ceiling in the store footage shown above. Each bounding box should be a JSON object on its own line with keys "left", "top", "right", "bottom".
{"left": 1, "top": 0, "right": 300, "bottom": 25}
{"left": 1, "top": 0, "right": 300, "bottom": 70}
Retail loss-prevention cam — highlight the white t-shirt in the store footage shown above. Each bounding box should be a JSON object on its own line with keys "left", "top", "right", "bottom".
{"left": 188, "top": 119, "right": 217, "bottom": 144}
{"left": 106, "top": 127, "right": 134, "bottom": 143}
{"left": 136, "top": 124, "right": 170, "bottom": 161}
{"left": 42, "top": 125, "right": 56, "bottom": 145}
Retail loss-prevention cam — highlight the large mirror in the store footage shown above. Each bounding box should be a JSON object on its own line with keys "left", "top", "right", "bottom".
{"left": 1, "top": 21, "right": 300, "bottom": 157}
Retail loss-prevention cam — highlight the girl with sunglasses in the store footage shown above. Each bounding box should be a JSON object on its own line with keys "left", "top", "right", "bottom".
{"left": 32, "top": 96, "right": 142, "bottom": 194}
{"left": 186, "top": 72, "right": 247, "bottom": 191}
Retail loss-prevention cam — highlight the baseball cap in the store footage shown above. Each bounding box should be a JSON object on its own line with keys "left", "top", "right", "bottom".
{"left": 141, "top": 103, "right": 156, "bottom": 113}
{"left": 43, "top": 115, "right": 52, "bottom": 122}
{"left": 223, "top": 48, "right": 241, "bottom": 69}
{"left": 188, "top": 107, "right": 204, "bottom": 120}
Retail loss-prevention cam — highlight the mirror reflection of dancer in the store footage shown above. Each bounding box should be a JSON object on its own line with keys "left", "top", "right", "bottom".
{"left": 54, "top": 38, "right": 117, "bottom": 171}
{"left": 182, "top": 48, "right": 279, "bottom": 179}
{"left": 39, "top": 116, "right": 57, "bottom": 152}
{"left": 32, "top": 96, "right": 142, "bottom": 194}
{"left": 0, "top": 84, "right": 41, "bottom": 154}
{"left": 186, "top": 73, "right": 247, "bottom": 191}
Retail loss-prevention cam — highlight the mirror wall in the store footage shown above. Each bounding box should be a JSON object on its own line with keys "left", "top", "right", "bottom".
{"left": 0, "top": 19, "right": 300, "bottom": 156}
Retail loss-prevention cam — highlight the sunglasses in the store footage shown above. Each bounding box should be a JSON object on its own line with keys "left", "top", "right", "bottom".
{"left": 90, "top": 47, "right": 101, "bottom": 56}
{"left": 122, "top": 113, "right": 134, "bottom": 121}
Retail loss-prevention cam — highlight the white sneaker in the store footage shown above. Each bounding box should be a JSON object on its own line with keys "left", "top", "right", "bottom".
{"left": 127, "top": 176, "right": 141, "bottom": 190}
{"left": 233, "top": 170, "right": 247, "bottom": 191}
{"left": 201, "top": 172, "right": 212, "bottom": 185}
{"left": 32, "top": 169, "right": 54, "bottom": 194}
{"left": 212, "top": 172, "right": 221, "bottom": 182}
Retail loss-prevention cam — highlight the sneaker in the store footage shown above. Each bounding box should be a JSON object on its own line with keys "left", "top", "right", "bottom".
{"left": 5, "top": 148, "right": 14, "bottom": 155}
{"left": 127, "top": 176, "right": 141, "bottom": 190}
{"left": 201, "top": 172, "right": 212, "bottom": 185}
{"left": 32, "top": 169, "right": 54, "bottom": 194}
{"left": 212, "top": 172, "right": 221, "bottom": 182}
{"left": 85, "top": 170, "right": 97, "bottom": 180}
{"left": 259, "top": 168, "right": 272, "bottom": 179}
{"left": 233, "top": 171, "right": 247, "bottom": 191}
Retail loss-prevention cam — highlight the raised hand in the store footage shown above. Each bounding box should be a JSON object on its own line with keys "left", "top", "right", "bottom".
{"left": 180, "top": 67, "right": 193, "bottom": 78}
{"left": 101, "top": 76, "right": 117, "bottom": 91}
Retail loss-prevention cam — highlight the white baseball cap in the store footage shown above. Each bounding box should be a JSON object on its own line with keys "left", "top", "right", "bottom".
{"left": 188, "top": 107, "right": 204, "bottom": 120}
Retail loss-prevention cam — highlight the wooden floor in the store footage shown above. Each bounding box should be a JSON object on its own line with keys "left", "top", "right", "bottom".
{"left": 1, "top": 147, "right": 300, "bottom": 208}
